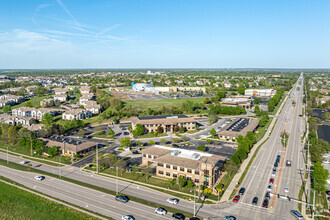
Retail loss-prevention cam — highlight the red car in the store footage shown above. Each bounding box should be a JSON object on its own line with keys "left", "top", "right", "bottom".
{"left": 233, "top": 195, "right": 240, "bottom": 203}
{"left": 269, "top": 178, "right": 274, "bottom": 184}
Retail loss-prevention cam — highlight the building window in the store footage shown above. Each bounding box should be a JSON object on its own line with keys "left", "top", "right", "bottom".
{"left": 173, "top": 173, "right": 177, "bottom": 178}
{"left": 173, "top": 166, "right": 177, "bottom": 170}
{"left": 166, "top": 172, "right": 170, "bottom": 176}
{"left": 148, "top": 155, "right": 152, "bottom": 159}
{"left": 195, "top": 178, "right": 199, "bottom": 183}
{"left": 158, "top": 170, "right": 164, "bottom": 175}
{"left": 203, "top": 181, "right": 209, "bottom": 186}
{"left": 158, "top": 163, "right": 164, "bottom": 167}
{"left": 204, "top": 170, "right": 209, "bottom": 175}
{"left": 195, "top": 170, "right": 199, "bottom": 175}
{"left": 180, "top": 167, "right": 184, "bottom": 172}
{"left": 166, "top": 164, "right": 170, "bottom": 169}
{"left": 187, "top": 169, "right": 192, "bottom": 173}
{"left": 142, "top": 154, "right": 146, "bottom": 158}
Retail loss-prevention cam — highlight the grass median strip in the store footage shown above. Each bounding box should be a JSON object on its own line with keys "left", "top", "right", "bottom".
{"left": 0, "top": 159, "right": 197, "bottom": 219}
{"left": 0, "top": 176, "right": 106, "bottom": 220}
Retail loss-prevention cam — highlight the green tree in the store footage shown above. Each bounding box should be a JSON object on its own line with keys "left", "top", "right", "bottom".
{"left": 48, "top": 146, "right": 59, "bottom": 157}
{"left": 197, "top": 144, "right": 206, "bottom": 151}
{"left": 7, "top": 126, "right": 17, "bottom": 144}
{"left": 254, "top": 97, "right": 262, "bottom": 104}
{"left": 35, "top": 86, "right": 46, "bottom": 97}
{"left": 3, "top": 105, "right": 11, "bottom": 114}
{"left": 312, "top": 161, "right": 329, "bottom": 192}
{"left": 107, "top": 128, "right": 115, "bottom": 137}
{"left": 24, "top": 101, "right": 33, "bottom": 107}
{"left": 133, "top": 124, "right": 145, "bottom": 136}
{"left": 120, "top": 137, "right": 131, "bottom": 147}
{"left": 223, "top": 160, "right": 239, "bottom": 176}
{"left": 254, "top": 105, "right": 260, "bottom": 115}
{"left": 179, "top": 125, "right": 185, "bottom": 133}
{"left": 187, "top": 179, "right": 194, "bottom": 188}
{"left": 148, "top": 140, "right": 155, "bottom": 145}
{"left": 178, "top": 176, "right": 186, "bottom": 188}
{"left": 42, "top": 113, "right": 53, "bottom": 126}
{"left": 208, "top": 111, "right": 217, "bottom": 124}
{"left": 237, "top": 87, "right": 245, "bottom": 95}
{"left": 210, "top": 128, "right": 216, "bottom": 138}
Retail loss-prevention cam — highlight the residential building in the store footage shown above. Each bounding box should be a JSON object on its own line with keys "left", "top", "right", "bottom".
{"left": 245, "top": 89, "right": 277, "bottom": 97}
{"left": 79, "top": 93, "right": 94, "bottom": 104}
{"left": 85, "top": 104, "right": 101, "bottom": 114}
{"left": 131, "top": 115, "right": 197, "bottom": 133}
{"left": 141, "top": 145, "right": 226, "bottom": 189}
{"left": 0, "top": 100, "right": 15, "bottom": 107}
{"left": 12, "top": 107, "right": 55, "bottom": 120}
{"left": 53, "top": 88, "right": 68, "bottom": 95}
{"left": 223, "top": 80, "right": 232, "bottom": 88}
{"left": 53, "top": 94, "right": 68, "bottom": 102}
{"left": 80, "top": 86, "right": 90, "bottom": 94}
{"left": 217, "top": 117, "right": 259, "bottom": 142}
{"left": 62, "top": 109, "right": 92, "bottom": 120}
{"left": 40, "top": 98, "right": 55, "bottom": 107}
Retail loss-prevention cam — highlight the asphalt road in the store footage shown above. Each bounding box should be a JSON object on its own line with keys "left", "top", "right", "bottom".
{"left": 211, "top": 75, "right": 305, "bottom": 220}
{"left": 0, "top": 165, "right": 170, "bottom": 220}
{"left": 0, "top": 152, "right": 216, "bottom": 218}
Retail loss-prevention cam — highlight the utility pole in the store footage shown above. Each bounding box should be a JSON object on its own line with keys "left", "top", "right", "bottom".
{"left": 312, "top": 190, "right": 315, "bottom": 220}
{"left": 6, "top": 145, "right": 9, "bottom": 164}
{"left": 30, "top": 133, "right": 33, "bottom": 156}
{"left": 59, "top": 154, "right": 61, "bottom": 178}
{"left": 116, "top": 166, "right": 118, "bottom": 195}
{"left": 194, "top": 186, "right": 196, "bottom": 217}
{"left": 96, "top": 144, "right": 98, "bottom": 174}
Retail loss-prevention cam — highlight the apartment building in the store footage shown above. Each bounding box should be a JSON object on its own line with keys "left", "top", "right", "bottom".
{"left": 53, "top": 88, "right": 68, "bottom": 95}
{"left": 131, "top": 115, "right": 197, "bottom": 133}
{"left": 62, "top": 109, "right": 92, "bottom": 120}
{"left": 141, "top": 145, "right": 226, "bottom": 188}
{"left": 12, "top": 107, "right": 55, "bottom": 120}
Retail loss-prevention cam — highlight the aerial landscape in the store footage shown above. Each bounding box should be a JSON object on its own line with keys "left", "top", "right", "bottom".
{"left": 0, "top": 1, "right": 329, "bottom": 220}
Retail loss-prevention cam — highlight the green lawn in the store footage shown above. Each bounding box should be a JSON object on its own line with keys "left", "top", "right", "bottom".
{"left": 124, "top": 98, "right": 204, "bottom": 112}
{"left": 134, "top": 132, "right": 167, "bottom": 139}
{"left": 12, "top": 95, "right": 50, "bottom": 109}
{"left": 0, "top": 180, "right": 99, "bottom": 220}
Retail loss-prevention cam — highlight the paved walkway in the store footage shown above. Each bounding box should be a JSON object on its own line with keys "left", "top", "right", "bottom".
{"left": 220, "top": 92, "right": 290, "bottom": 202}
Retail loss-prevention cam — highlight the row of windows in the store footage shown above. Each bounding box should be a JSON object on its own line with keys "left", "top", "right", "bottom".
{"left": 157, "top": 170, "right": 200, "bottom": 182}
{"left": 157, "top": 163, "right": 200, "bottom": 175}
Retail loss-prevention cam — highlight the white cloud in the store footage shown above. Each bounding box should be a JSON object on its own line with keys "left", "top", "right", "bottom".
{"left": 0, "top": 29, "right": 72, "bottom": 54}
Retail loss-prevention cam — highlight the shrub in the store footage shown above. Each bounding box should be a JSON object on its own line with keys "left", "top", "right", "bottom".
{"left": 197, "top": 144, "right": 206, "bottom": 151}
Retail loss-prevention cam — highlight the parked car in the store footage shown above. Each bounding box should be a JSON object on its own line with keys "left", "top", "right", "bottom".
{"left": 262, "top": 198, "right": 269, "bottom": 208}
{"left": 34, "top": 176, "right": 44, "bottom": 181}
{"left": 223, "top": 217, "right": 236, "bottom": 220}
{"left": 274, "top": 161, "right": 278, "bottom": 167}
{"left": 326, "top": 191, "right": 330, "bottom": 196}
{"left": 269, "top": 178, "right": 274, "bottom": 184}
{"left": 271, "top": 170, "right": 276, "bottom": 177}
{"left": 327, "top": 197, "right": 330, "bottom": 201}
{"left": 115, "top": 195, "right": 129, "bottom": 203}
{"left": 20, "top": 160, "right": 28, "bottom": 165}
{"left": 290, "top": 210, "right": 303, "bottom": 220}
{"left": 284, "top": 186, "right": 289, "bottom": 193}
{"left": 172, "top": 213, "right": 185, "bottom": 219}
{"left": 233, "top": 195, "right": 240, "bottom": 203}
{"left": 265, "top": 192, "right": 270, "bottom": 199}
{"left": 122, "top": 215, "right": 135, "bottom": 220}
{"left": 276, "top": 155, "right": 281, "bottom": 163}
{"left": 155, "top": 207, "right": 167, "bottom": 215}
{"left": 238, "top": 187, "right": 245, "bottom": 195}
{"left": 267, "top": 185, "right": 272, "bottom": 192}
{"left": 252, "top": 197, "right": 258, "bottom": 205}
{"left": 167, "top": 198, "right": 179, "bottom": 204}
{"left": 189, "top": 218, "right": 200, "bottom": 220}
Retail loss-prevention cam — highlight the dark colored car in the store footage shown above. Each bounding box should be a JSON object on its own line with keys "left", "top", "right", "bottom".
{"left": 326, "top": 191, "right": 330, "bottom": 196}
{"left": 189, "top": 218, "right": 200, "bottom": 220}
{"left": 265, "top": 192, "right": 270, "bottom": 199}
{"left": 172, "top": 213, "right": 185, "bottom": 219}
{"left": 115, "top": 195, "right": 129, "bottom": 203}
{"left": 238, "top": 187, "right": 245, "bottom": 195}
{"left": 276, "top": 155, "right": 281, "bottom": 163}
{"left": 252, "top": 197, "right": 258, "bottom": 205}
{"left": 274, "top": 161, "right": 278, "bottom": 167}
{"left": 262, "top": 199, "right": 269, "bottom": 208}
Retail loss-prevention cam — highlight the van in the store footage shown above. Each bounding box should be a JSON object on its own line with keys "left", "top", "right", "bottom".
{"left": 290, "top": 210, "right": 303, "bottom": 220}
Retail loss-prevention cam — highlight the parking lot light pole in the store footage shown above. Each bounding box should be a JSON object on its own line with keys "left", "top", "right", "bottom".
{"left": 116, "top": 166, "right": 118, "bottom": 195}
{"left": 7, "top": 145, "right": 8, "bottom": 164}
{"left": 96, "top": 144, "right": 98, "bottom": 174}
{"left": 193, "top": 186, "right": 196, "bottom": 217}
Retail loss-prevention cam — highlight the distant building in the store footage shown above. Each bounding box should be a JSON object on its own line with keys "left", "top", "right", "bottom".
{"left": 131, "top": 115, "right": 197, "bottom": 133}
{"left": 221, "top": 98, "right": 251, "bottom": 109}
{"left": 132, "top": 82, "right": 154, "bottom": 92}
{"left": 245, "top": 89, "right": 277, "bottom": 97}
{"left": 62, "top": 109, "right": 92, "bottom": 120}
{"left": 53, "top": 88, "right": 68, "bottom": 95}
{"left": 12, "top": 107, "right": 55, "bottom": 120}
{"left": 217, "top": 117, "right": 259, "bottom": 142}
{"left": 141, "top": 145, "right": 226, "bottom": 188}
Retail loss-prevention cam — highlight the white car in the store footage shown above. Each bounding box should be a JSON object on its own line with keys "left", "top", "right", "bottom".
{"left": 121, "top": 215, "right": 135, "bottom": 220}
{"left": 267, "top": 185, "right": 272, "bottom": 192}
{"left": 284, "top": 186, "right": 289, "bottom": 193}
{"left": 167, "top": 198, "right": 179, "bottom": 204}
{"left": 34, "top": 176, "right": 44, "bottom": 181}
{"left": 155, "top": 207, "right": 167, "bottom": 215}
{"left": 20, "top": 160, "right": 28, "bottom": 165}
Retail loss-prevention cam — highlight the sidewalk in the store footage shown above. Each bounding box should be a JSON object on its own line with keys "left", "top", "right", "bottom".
{"left": 220, "top": 90, "right": 290, "bottom": 202}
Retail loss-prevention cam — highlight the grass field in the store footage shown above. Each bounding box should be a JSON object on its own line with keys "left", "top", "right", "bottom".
{"left": 0, "top": 180, "right": 99, "bottom": 220}
{"left": 12, "top": 95, "right": 50, "bottom": 109}
{"left": 124, "top": 98, "right": 204, "bottom": 112}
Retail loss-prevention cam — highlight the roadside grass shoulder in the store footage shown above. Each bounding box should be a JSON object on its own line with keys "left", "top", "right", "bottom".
{"left": 0, "top": 159, "right": 198, "bottom": 219}
{"left": 0, "top": 177, "right": 101, "bottom": 220}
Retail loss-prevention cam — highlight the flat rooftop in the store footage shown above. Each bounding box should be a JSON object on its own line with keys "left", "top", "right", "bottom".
{"left": 137, "top": 115, "right": 189, "bottom": 120}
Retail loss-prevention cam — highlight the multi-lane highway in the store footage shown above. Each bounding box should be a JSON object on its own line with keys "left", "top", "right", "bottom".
{"left": 214, "top": 74, "right": 305, "bottom": 219}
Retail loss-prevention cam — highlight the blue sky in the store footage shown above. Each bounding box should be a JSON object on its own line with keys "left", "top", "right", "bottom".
{"left": 0, "top": 0, "right": 329, "bottom": 69}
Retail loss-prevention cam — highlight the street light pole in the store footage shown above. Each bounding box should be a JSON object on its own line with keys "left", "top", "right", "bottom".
{"left": 6, "top": 145, "right": 9, "bottom": 164}
{"left": 312, "top": 189, "right": 315, "bottom": 220}
{"left": 116, "top": 166, "right": 118, "bottom": 195}
{"left": 96, "top": 144, "right": 98, "bottom": 174}
{"left": 59, "top": 154, "right": 61, "bottom": 178}
{"left": 193, "top": 186, "right": 196, "bottom": 217}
